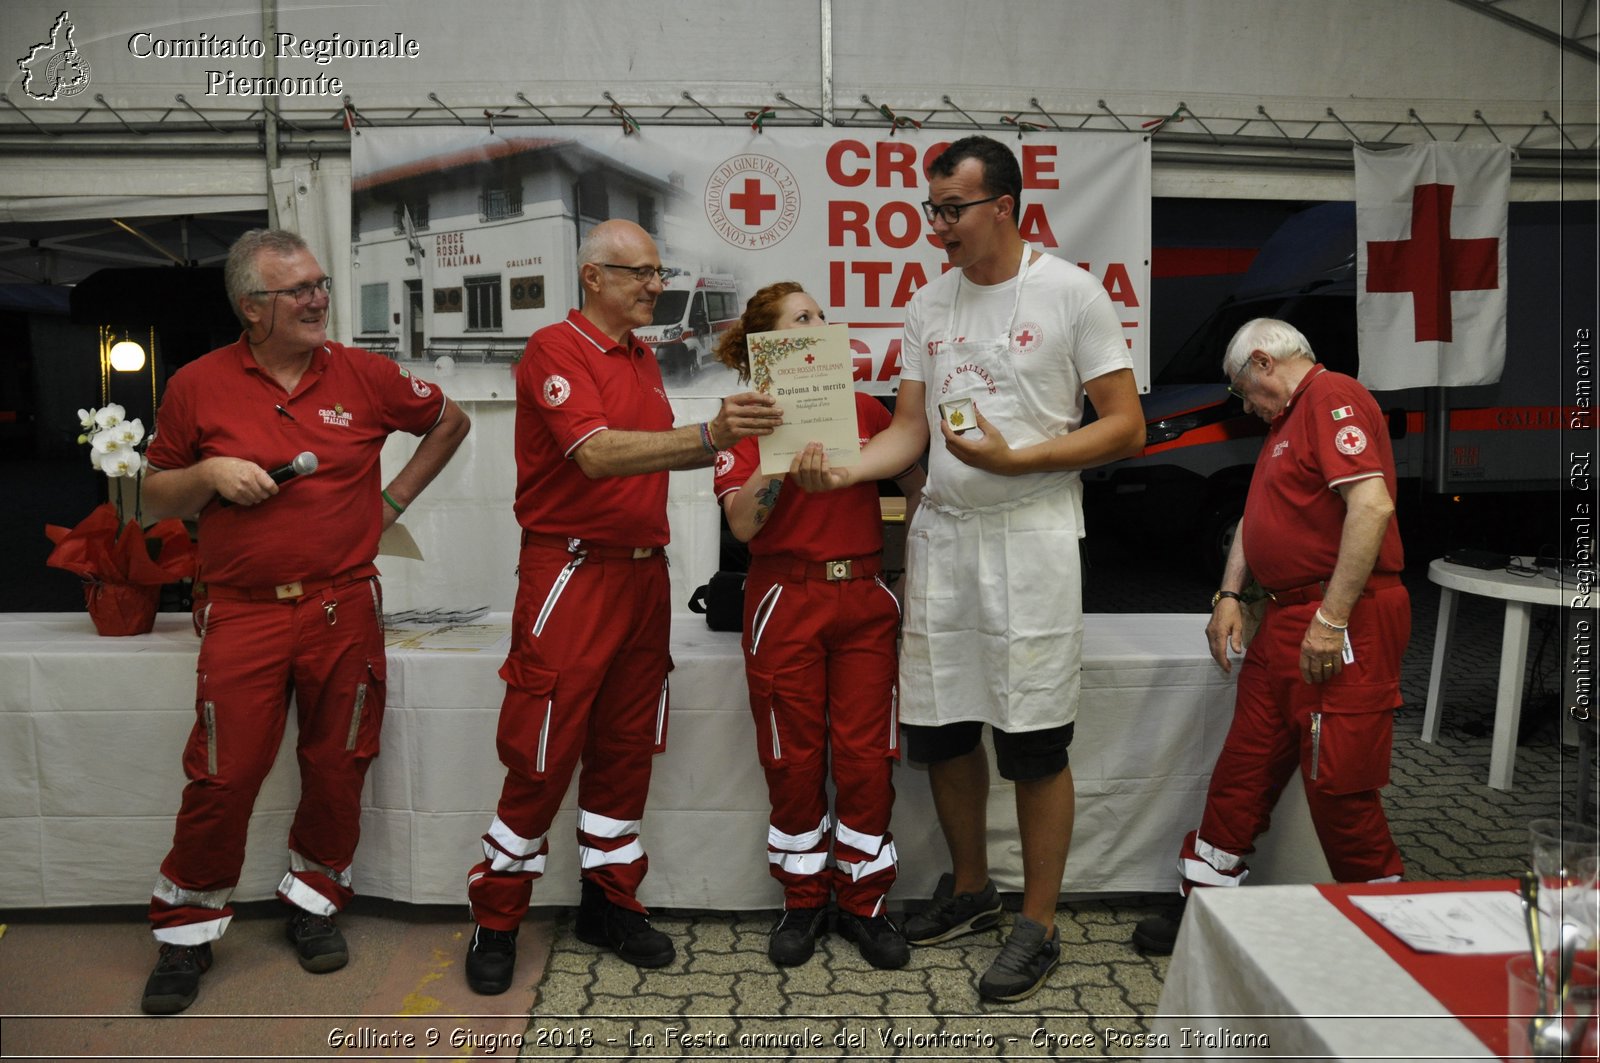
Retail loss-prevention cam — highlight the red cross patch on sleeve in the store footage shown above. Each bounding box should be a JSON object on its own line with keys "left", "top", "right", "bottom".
{"left": 542, "top": 375, "right": 571, "bottom": 407}
{"left": 1334, "top": 425, "right": 1368, "bottom": 455}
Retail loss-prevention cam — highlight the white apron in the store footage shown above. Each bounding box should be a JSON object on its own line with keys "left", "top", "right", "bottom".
{"left": 900, "top": 246, "right": 1085, "bottom": 731}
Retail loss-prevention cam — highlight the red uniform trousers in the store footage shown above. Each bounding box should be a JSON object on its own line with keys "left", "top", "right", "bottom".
{"left": 149, "top": 575, "right": 386, "bottom": 946}
{"left": 467, "top": 541, "right": 671, "bottom": 930}
{"left": 742, "top": 556, "right": 901, "bottom": 917}
{"left": 1179, "top": 584, "right": 1410, "bottom": 894}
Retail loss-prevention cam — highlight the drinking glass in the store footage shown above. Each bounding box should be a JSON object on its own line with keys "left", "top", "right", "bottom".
{"left": 1530, "top": 819, "right": 1600, "bottom": 960}
{"left": 1507, "top": 955, "right": 1598, "bottom": 1058}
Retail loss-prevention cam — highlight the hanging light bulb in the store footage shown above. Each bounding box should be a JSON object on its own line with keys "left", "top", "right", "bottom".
{"left": 108, "top": 339, "right": 146, "bottom": 372}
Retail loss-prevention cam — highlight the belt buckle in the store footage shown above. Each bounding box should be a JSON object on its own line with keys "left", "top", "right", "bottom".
{"left": 631, "top": 547, "right": 653, "bottom": 560}
{"left": 274, "top": 581, "right": 304, "bottom": 600}
{"left": 825, "top": 559, "right": 853, "bottom": 581}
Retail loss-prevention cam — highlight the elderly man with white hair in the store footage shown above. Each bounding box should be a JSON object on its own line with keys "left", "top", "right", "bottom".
{"left": 1133, "top": 317, "right": 1410, "bottom": 955}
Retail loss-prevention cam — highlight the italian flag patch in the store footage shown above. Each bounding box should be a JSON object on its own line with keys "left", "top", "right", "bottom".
{"left": 1330, "top": 405, "right": 1354, "bottom": 420}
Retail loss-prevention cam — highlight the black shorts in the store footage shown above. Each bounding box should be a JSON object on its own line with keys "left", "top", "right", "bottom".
{"left": 901, "top": 720, "right": 1074, "bottom": 782}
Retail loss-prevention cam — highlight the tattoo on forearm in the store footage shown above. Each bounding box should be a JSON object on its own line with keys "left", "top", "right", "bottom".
{"left": 753, "top": 478, "right": 783, "bottom": 525}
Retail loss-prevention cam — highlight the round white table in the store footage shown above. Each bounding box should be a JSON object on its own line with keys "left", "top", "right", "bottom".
{"left": 1421, "top": 556, "right": 1570, "bottom": 789}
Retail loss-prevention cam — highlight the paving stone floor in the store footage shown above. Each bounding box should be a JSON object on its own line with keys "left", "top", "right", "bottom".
{"left": 509, "top": 544, "right": 1592, "bottom": 1060}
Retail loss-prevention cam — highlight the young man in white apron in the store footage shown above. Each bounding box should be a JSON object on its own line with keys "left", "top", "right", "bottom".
{"left": 791, "top": 136, "right": 1144, "bottom": 1001}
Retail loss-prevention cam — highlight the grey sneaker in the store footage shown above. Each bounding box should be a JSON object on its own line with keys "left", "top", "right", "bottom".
{"left": 977, "top": 914, "right": 1060, "bottom": 1002}
{"left": 903, "top": 872, "right": 1002, "bottom": 945}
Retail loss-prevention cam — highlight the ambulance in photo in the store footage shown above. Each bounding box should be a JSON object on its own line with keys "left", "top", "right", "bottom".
{"left": 634, "top": 272, "right": 741, "bottom": 377}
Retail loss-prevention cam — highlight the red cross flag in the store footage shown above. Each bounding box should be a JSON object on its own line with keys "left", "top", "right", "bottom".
{"left": 1355, "top": 142, "right": 1509, "bottom": 389}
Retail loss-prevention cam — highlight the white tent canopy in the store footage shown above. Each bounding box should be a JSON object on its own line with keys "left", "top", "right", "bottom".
{"left": 1, "top": 0, "right": 1590, "bottom": 283}
{"left": 1, "top": 0, "right": 1592, "bottom": 222}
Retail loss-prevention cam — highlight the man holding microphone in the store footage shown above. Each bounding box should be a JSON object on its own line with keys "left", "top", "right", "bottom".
{"left": 138, "top": 229, "right": 469, "bottom": 1014}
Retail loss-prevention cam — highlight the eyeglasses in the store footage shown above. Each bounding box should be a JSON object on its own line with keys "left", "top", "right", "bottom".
{"left": 251, "top": 276, "right": 333, "bottom": 305}
{"left": 600, "top": 263, "right": 671, "bottom": 284}
{"left": 920, "top": 196, "right": 1002, "bottom": 225}
{"left": 1226, "top": 360, "right": 1255, "bottom": 400}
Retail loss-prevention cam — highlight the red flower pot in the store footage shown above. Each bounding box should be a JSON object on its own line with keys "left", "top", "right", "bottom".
{"left": 83, "top": 580, "right": 160, "bottom": 637}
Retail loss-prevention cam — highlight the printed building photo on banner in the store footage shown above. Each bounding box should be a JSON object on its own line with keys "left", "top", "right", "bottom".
{"left": 351, "top": 128, "right": 1152, "bottom": 398}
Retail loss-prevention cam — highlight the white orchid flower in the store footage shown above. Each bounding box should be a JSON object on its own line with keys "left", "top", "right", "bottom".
{"left": 111, "top": 418, "right": 145, "bottom": 447}
{"left": 101, "top": 453, "right": 142, "bottom": 478}
{"left": 90, "top": 427, "right": 126, "bottom": 464}
{"left": 77, "top": 402, "right": 149, "bottom": 484}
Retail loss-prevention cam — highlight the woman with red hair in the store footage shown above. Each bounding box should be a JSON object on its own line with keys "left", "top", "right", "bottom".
{"left": 712, "top": 282, "right": 923, "bottom": 970}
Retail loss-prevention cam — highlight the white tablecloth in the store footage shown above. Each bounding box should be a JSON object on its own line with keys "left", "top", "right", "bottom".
{"left": 1152, "top": 884, "right": 1494, "bottom": 1061}
{"left": 0, "top": 611, "right": 1325, "bottom": 909}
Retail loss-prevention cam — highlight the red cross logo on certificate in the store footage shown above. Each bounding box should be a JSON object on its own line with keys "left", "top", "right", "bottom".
{"left": 1366, "top": 183, "right": 1499, "bottom": 343}
{"left": 804, "top": 353, "right": 815, "bottom": 364}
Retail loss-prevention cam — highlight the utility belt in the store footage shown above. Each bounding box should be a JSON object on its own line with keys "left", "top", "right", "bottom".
{"left": 197, "top": 564, "right": 378, "bottom": 602}
{"left": 1264, "top": 571, "right": 1403, "bottom": 607}
{"left": 520, "top": 531, "right": 661, "bottom": 561}
{"left": 751, "top": 553, "right": 883, "bottom": 582}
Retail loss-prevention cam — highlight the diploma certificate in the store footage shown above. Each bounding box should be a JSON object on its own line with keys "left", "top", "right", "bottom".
{"left": 750, "top": 323, "right": 861, "bottom": 475}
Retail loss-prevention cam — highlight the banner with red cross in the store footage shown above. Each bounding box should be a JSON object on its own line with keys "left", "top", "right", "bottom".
{"left": 1355, "top": 142, "right": 1509, "bottom": 390}
{"left": 353, "top": 127, "right": 1150, "bottom": 397}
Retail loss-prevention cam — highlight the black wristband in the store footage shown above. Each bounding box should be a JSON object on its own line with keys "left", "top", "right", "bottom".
{"left": 1211, "top": 589, "right": 1244, "bottom": 608}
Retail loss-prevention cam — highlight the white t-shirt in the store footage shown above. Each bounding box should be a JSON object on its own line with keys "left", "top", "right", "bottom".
{"left": 898, "top": 252, "right": 1131, "bottom": 730}
{"left": 900, "top": 251, "right": 1132, "bottom": 442}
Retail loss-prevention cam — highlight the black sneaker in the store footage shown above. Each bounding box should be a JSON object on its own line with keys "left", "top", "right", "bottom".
{"left": 285, "top": 910, "right": 348, "bottom": 973}
{"left": 903, "top": 872, "right": 1003, "bottom": 945}
{"left": 977, "top": 914, "right": 1060, "bottom": 1002}
{"left": 835, "top": 910, "right": 910, "bottom": 970}
{"left": 1131, "top": 898, "right": 1187, "bottom": 956}
{"left": 573, "top": 879, "right": 675, "bottom": 968}
{"left": 465, "top": 924, "right": 518, "bottom": 995}
{"left": 140, "top": 942, "right": 213, "bottom": 1015}
{"left": 767, "top": 906, "right": 829, "bottom": 967}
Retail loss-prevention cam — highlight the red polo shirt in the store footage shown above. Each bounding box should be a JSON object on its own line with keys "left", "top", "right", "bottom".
{"left": 1241, "top": 365, "right": 1405, "bottom": 590}
{"left": 513, "top": 309, "right": 675, "bottom": 546}
{"left": 713, "top": 392, "right": 891, "bottom": 559}
{"left": 145, "top": 338, "right": 447, "bottom": 587}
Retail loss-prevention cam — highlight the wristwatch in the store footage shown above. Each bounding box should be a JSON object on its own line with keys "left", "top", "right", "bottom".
{"left": 1211, "top": 590, "right": 1244, "bottom": 608}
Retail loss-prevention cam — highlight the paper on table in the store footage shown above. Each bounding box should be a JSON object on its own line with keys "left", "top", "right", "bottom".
{"left": 1350, "top": 890, "right": 1529, "bottom": 954}
{"left": 749, "top": 323, "right": 860, "bottom": 476}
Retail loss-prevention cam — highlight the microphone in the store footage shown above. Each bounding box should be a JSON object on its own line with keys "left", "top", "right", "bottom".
{"left": 220, "top": 451, "right": 318, "bottom": 506}
{"left": 268, "top": 451, "right": 319, "bottom": 484}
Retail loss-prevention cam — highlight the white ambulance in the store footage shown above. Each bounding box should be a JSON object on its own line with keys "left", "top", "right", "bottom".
{"left": 635, "top": 272, "right": 741, "bottom": 376}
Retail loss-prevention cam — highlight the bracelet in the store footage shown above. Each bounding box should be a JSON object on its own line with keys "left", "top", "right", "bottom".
{"left": 698, "top": 421, "right": 718, "bottom": 454}
{"left": 381, "top": 489, "right": 406, "bottom": 516}
{"left": 1314, "top": 607, "right": 1348, "bottom": 631}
